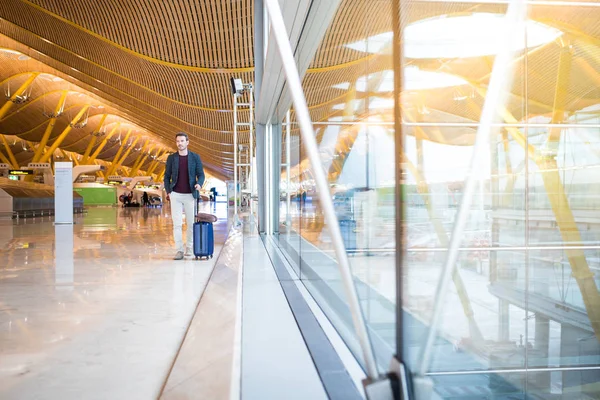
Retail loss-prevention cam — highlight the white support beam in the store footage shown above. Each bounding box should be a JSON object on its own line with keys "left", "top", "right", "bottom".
{"left": 256, "top": 0, "right": 341, "bottom": 124}
{"left": 72, "top": 165, "right": 104, "bottom": 182}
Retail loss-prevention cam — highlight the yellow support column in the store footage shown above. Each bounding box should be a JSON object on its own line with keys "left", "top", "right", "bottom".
{"left": 0, "top": 135, "right": 19, "bottom": 168}
{"left": 546, "top": 43, "right": 572, "bottom": 148}
{"left": 26, "top": 141, "right": 37, "bottom": 159}
{"left": 107, "top": 136, "right": 140, "bottom": 177}
{"left": 129, "top": 144, "right": 155, "bottom": 177}
{"left": 155, "top": 162, "right": 167, "bottom": 181}
{"left": 58, "top": 149, "right": 77, "bottom": 166}
{"left": 145, "top": 158, "right": 160, "bottom": 177}
{"left": 127, "top": 140, "right": 150, "bottom": 177}
{"left": 0, "top": 151, "right": 11, "bottom": 166}
{"left": 0, "top": 73, "right": 39, "bottom": 120}
{"left": 146, "top": 149, "right": 167, "bottom": 176}
{"left": 81, "top": 135, "right": 99, "bottom": 165}
{"left": 539, "top": 156, "right": 600, "bottom": 341}
{"left": 402, "top": 150, "right": 484, "bottom": 343}
{"left": 144, "top": 151, "right": 161, "bottom": 176}
{"left": 40, "top": 105, "right": 91, "bottom": 163}
{"left": 106, "top": 128, "right": 132, "bottom": 177}
{"left": 33, "top": 91, "right": 68, "bottom": 162}
{"left": 129, "top": 145, "right": 150, "bottom": 174}
{"left": 88, "top": 123, "right": 121, "bottom": 163}
{"left": 81, "top": 114, "right": 108, "bottom": 164}
{"left": 144, "top": 147, "right": 160, "bottom": 173}
{"left": 23, "top": 144, "right": 36, "bottom": 182}
{"left": 482, "top": 91, "right": 600, "bottom": 342}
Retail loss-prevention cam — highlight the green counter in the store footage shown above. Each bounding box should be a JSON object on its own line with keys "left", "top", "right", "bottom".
{"left": 73, "top": 187, "right": 117, "bottom": 206}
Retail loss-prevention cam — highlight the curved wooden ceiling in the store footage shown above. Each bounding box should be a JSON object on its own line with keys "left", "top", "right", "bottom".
{"left": 1, "top": 0, "right": 600, "bottom": 178}
{"left": 285, "top": 0, "right": 600, "bottom": 167}
{"left": 0, "top": 0, "right": 254, "bottom": 180}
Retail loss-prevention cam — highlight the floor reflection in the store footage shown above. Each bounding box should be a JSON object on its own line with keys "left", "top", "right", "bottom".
{"left": 0, "top": 202, "right": 228, "bottom": 399}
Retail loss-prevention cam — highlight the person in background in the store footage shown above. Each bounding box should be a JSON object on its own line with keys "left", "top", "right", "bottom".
{"left": 163, "top": 132, "right": 205, "bottom": 260}
{"left": 142, "top": 191, "right": 150, "bottom": 207}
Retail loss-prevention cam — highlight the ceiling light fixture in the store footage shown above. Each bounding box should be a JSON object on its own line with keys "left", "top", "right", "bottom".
{"left": 229, "top": 77, "right": 252, "bottom": 95}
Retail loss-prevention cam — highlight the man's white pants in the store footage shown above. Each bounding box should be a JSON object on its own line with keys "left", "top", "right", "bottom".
{"left": 170, "top": 192, "right": 195, "bottom": 252}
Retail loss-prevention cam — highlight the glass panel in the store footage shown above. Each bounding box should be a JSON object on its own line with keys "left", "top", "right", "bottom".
{"left": 403, "top": 130, "right": 528, "bottom": 251}
{"left": 429, "top": 373, "right": 526, "bottom": 398}
{"left": 399, "top": 1, "right": 532, "bottom": 125}
{"left": 401, "top": 0, "right": 600, "bottom": 397}
{"left": 404, "top": 250, "right": 527, "bottom": 372}
{"left": 305, "top": 1, "right": 393, "bottom": 124}
{"left": 278, "top": 113, "right": 302, "bottom": 276}
{"left": 275, "top": 0, "right": 397, "bottom": 373}
{"left": 527, "top": 129, "right": 600, "bottom": 247}
{"left": 527, "top": 369, "right": 600, "bottom": 400}
{"left": 300, "top": 123, "right": 396, "bottom": 370}
{"left": 526, "top": 248, "right": 600, "bottom": 365}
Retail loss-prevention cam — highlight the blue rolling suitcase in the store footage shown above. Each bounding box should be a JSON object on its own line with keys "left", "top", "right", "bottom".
{"left": 193, "top": 221, "right": 214, "bottom": 259}
{"left": 193, "top": 199, "right": 215, "bottom": 260}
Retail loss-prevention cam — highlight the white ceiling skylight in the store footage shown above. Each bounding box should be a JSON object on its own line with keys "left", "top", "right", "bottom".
{"left": 352, "top": 67, "right": 467, "bottom": 92}
{"left": 406, "top": 13, "right": 562, "bottom": 59}
{"left": 345, "top": 32, "right": 393, "bottom": 54}
{"left": 332, "top": 82, "right": 350, "bottom": 90}
{"left": 404, "top": 66, "right": 467, "bottom": 90}
{"left": 368, "top": 98, "right": 394, "bottom": 110}
{"left": 345, "top": 13, "right": 562, "bottom": 59}
{"left": 575, "top": 103, "right": 600, "bottom": 114}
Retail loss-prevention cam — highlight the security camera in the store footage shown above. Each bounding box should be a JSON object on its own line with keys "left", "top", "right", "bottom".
{"left": 230, "top": 78, "right": 244, "bottom": 95}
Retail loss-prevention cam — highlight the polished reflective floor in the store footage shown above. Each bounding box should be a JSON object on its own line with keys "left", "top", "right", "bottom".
{"left": 0, "top": 202, "right": 228, "bottom": 400}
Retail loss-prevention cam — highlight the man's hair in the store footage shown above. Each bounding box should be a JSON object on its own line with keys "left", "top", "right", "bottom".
{"left": 175, "top": 132, "right": 189, "bottom": 141}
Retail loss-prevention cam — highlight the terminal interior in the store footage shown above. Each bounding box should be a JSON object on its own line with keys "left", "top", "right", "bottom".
{"left": 1, "top": 0, "right": 600, "bottom": 399}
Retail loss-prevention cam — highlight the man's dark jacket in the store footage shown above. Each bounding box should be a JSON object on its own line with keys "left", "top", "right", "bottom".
{"left": 163, "top": 151, "right": 205, "bottom": 199}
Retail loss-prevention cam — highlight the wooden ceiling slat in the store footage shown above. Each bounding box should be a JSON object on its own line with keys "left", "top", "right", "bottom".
{"left": 244, "top": 1, "right": 252, "bottom": 68}
{"left": 192, "top": 0, "right": 208, "bottom": 67}
{"left": 208, "top": 1, "right": 221, "bottom": 67}
{"left": 198, "top": 0, "right": 216, "bottom": 68}
{"left": 224, "top": 0, "right": 233, "bottom": 69}
{"left": 24, "top": 0, "right": 256, "bottom": 68}
{"left": 216, "top": 0, "right": 229, "bottom": 68}
{"left": 180, "top": 0, "right": 196, "bottom": 65}
{"left": 171, "top": 1, "right": 187, "bottom": 65}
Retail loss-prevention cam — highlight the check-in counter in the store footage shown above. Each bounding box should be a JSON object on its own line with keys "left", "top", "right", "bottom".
{"left": 73, "top": 183, "right": 118, "bottom": 206}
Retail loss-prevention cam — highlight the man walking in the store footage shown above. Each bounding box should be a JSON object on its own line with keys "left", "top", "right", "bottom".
{"left": 164, "top": 132, "right": 205, "bottom": 260}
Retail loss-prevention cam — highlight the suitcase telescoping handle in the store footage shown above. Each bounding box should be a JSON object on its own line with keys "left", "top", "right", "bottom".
{"left": 195, "top": 189, "right": 199, "bottom": 218}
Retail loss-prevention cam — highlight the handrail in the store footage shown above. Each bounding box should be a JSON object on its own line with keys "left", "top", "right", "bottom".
{"left": 264, "top": 0, "right": 379, "bottom": 381}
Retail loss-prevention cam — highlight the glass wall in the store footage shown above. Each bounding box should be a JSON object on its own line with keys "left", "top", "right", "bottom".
{"left": 275, "top": 0, "right": 397, "bottom": 372}
{"left": 400, "top": 1, "right": 600, "bottom": 399}
{"left": 272, "top": 0, "right": 600, "bottom": 398}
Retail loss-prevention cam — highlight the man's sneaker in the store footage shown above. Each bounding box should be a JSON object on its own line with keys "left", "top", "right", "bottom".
{"left": 185, "top": 248, "right": 193, "bottom": 257}
{"left": 174, "top": 251, "right": 184, "bottom": 260}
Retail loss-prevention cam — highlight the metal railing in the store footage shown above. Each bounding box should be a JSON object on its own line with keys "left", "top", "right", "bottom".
{"left": 264, "top": 0, "right": 379, "bottom": 381}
